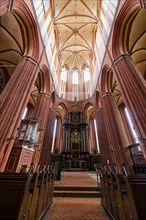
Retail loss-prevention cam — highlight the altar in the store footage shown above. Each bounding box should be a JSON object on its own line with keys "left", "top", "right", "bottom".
{"left": 67, "top": 160, "right": 86, "bottom": 169}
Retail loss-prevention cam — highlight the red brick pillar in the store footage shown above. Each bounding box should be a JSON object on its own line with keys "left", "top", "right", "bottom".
{"left": 101, "top": 92, "right": 130, "bottom": 172}
{"left": 0, "top": 57, "right": 39, "bottom": 171}
{"left": 40, "top": 108, "right": 57, "bottom": 166}
{"left": 94, "top": 108, "right": 112, "bottom": 164}
{"left": 32, "top": 93, "right": 51, "bottom": 167}
{"left": 113, "top": 55, "right": 146, "bottom": 160}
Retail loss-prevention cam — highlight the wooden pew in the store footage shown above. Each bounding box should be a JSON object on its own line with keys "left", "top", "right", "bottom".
{"left": 36, "top": 164, "right": 47, "bottom": 219}
{"left": 0, "top": 163, "right": 54, "bottom": 220}
{"left": 29, "top": 164, "right": 41, "bottom": 220}
{"left": 129, "top": 174, "right": 146, "bottom": 220}
{"left": 107, "top": 165, "right": 120, "bottom": 220}
{"left": 35, "top": 164, "right": 54, "bottom": 220}
{"left": 96, "top": 163, "right": 140, "bottom": 220}
{"left": 0, "top": 164, "right": 33, "bottom": 220}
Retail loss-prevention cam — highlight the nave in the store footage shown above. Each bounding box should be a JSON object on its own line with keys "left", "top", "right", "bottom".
{"left": 0, "top": 0, "right": 146, "bottom": 219}
{"left": 43, "top": 171, "right": 109, "bottom": 220}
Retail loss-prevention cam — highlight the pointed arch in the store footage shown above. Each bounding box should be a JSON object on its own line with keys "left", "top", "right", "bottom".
{"left": 99, "top": 64, "right": 111, "bottom": 94}
{"left": 40, "top": 64, "right": 52, "bottom": 94}
{"left": 0, "top": 0, "right": 40, "bottom": 60}
{"left": 112, "top": 0, "right": 141, "bottom": 59}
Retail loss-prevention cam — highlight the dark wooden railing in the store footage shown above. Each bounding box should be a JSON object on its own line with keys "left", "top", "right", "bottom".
{"left": 0, "top": 164, "right": 54, "bottom": 220}
{"left": 95, "top": 163, "right": 146, "bottom": 220}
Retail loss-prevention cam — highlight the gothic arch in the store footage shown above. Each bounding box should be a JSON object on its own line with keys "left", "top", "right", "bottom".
{"left": 40, "top": 65, "right": 52, "bottom": 94}
{"left": 112, "top": 0, "right": 141, "bottom": 59}
{"left": 100, "top": 65, "right": 124, "bottom": 107}
{"left": 99, "top": 64, "right": 111, "bottom": 94}
{"left": 84, "top": 102, "right": 94, "bottom": 115}
{"left": 0, "top": 0, "right": 39, "bottom": 61}
{"left": 57, "top": 102, "right": 67, "bottom": 119}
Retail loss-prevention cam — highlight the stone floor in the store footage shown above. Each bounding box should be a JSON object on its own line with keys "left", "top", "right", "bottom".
{"left": 54, "top": 171, "right": 99, "bottom": 187}
{"left": 43, "top": 171, "right": 109, "bottom": 220}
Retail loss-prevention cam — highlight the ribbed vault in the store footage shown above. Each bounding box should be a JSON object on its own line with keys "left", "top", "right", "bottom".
{"left": 54, "top": 0, "right": 98, "bottom": 71}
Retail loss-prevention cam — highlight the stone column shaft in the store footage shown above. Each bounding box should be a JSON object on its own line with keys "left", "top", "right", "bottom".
{"left": 101, "top": 93, "right": 131, "bottom": 172}
{"left": 0, "top": 58, "right": 38, "bottom": 171}
{"left": 94, "top": 108, "right": 112, "bottom": 164}
{"left": 40, "top": 108, "right": 56, "bottom": 166}
{"left": 113, "top": 55, "right": 146, "bottom": 160}
{"left": 32, "top": 93, "right": 51, "bottom": 167}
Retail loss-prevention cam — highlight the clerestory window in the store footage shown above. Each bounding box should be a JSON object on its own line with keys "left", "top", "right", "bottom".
{"left": 84, "top": 66, "right": 90, "bottom": 82}
{"left": 61, "top": 67, "right": 67, "bottom": 82}
{"left": 72, "top": 70, "right": 78, "bottom": 85}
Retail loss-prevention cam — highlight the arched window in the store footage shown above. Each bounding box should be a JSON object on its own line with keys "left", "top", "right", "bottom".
{"left": 94, "top": 119, "right": 100, "bottom": 153}
{"left": 51, "top": 119, "right": 57, "bottom": 152}
{"left": 61, "top": 67, "right": 67, "bottom": 82}
{"left": 72, "top": 69, "right": 78, "bottom": 84}
{"left": 125, "top": 108, "right": 139, "bottom": 144}
{"left": 84, "top": 66, "right": 90, "bottom": 82}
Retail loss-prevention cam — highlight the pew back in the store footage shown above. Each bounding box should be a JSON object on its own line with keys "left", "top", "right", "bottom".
{"left": 129, "top": 174, "right": 146, "bottom": 220}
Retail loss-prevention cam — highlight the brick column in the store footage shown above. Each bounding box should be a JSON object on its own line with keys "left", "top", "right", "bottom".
{"left": 40, "top": 108, "right": 57, "bottom": 166}
{"left": 32, "top": 93, "right": 51, "bottom": 167}
{"left": 0, "top": 58, "right": 37, "bottom": 171}
{"left": 94, "top": 108, "right": 112, "bottom": 164}
{"left": 101, "top": 92, "right": 131, "bottom": 172}
{"left": 0, "top": 57, "right": 39, "bottom": 171}
{"left": 113, "top": 55, "right": 146, "bottom": 160}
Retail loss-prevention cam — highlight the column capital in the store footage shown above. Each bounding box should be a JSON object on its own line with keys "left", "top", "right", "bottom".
{"left": 112, "top": 54, "right": 131, "bottom": 66}
{"left": 21, "top": 56, "right": 39, "bottom": 67}
{"left": 95, "top": 107, "right": 102, "bottom": 112}
{"left": 94, "top": 107, "right": 102, "bottom": 114}
{"left": 100, "top": 92, "right": 113, "bottom": 98}
{"left": 49, "top": 108, "right": 57, "bottom": 113}
{"left": 39, "top": 93, "right": 51, "bottom": 100}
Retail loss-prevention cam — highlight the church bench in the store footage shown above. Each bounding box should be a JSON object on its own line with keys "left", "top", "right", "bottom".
{"left": 96, "top": 164, "right": 140, "bottom": 220}
{"left": 0, "top": 164, "right": 54, "bottom": 220}
{"left": 129, "top": 174, "right": 146, "bottom": 220}
{"left": 0, "top": 165, "right": 33, "bottom": 220}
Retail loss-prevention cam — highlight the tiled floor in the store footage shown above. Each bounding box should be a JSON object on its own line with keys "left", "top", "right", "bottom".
{"left": 43, "top": 171, "right": 109, "bottom": 220}
{"left": 43, "top": 197, "right": 109, "bottom": 220}
{"left": 54, "top": 171, "right": 99, "bottom": 187}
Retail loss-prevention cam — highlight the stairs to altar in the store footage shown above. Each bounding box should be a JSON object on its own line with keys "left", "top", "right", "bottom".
{"left": 53, "top": 171, "right": 100, "bottom": 198}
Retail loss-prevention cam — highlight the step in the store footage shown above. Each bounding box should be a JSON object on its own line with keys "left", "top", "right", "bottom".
{"left": 54, "top": 186, "right": 99, "bottom": 191}
{"left": 53, "top": 190, "right": 100, "bottom": 198}
{"left": 62, "top": 168, "right": 89, "bottom": 172}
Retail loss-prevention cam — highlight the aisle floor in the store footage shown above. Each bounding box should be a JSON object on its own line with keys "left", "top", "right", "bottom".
{"left": 43, "top": 171, "right": 109, "bottom": 220}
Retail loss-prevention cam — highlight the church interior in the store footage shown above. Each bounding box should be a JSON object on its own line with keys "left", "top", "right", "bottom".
{"left": 0, "top": 0, "right": 146, "bottom": 219}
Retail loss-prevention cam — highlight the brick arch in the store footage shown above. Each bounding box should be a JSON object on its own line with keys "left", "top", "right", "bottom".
{"left": 99, "top": 64, "right": 111, "bottom": 95}
{"left": 40, "top": 65, "right": 52, "bottom": 94}
{"left": 83, "top": 102, "right": 94, "bottom": 115}
{"left": 112, "top": 0, "right": 140, "bottom": 59}
{"left": 0, "top": 0, "right": 39, "bottom": 61}
{"left": 95, "top": 90, "right": 101, "bottom": 109}
{"left": 57, "top": 102, "right": 67, "bottom": 116}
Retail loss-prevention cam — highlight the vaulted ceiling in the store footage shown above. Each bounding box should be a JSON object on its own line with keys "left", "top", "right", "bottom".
{"left": 53, "top": 0, "right": 98, "bottom": 71}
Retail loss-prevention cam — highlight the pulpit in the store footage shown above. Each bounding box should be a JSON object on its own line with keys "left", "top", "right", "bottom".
{"left": 5, "top": 116, "right": 42, "bottom": 172}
